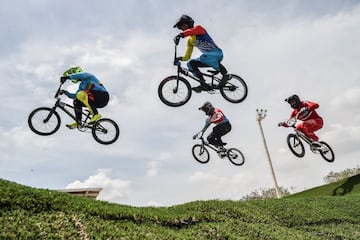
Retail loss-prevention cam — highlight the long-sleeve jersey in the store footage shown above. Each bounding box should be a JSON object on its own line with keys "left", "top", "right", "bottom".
{"left": 65, "top": 72, "right": 107, "bottom": 99}
{"left": 289, "top": 101, "right": 322, "bottom": 121}
{"left": 181, "top": 25, "right": 221, "bottom": 61}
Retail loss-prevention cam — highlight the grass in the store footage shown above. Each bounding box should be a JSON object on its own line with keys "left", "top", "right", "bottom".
{"left": 0, "top": 174, "right": 359, "bottom": 239}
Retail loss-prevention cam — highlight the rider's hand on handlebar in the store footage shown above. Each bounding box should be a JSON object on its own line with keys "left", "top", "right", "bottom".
{"left": 278, "top": 122, "right": 286, "bottom": 127}
{"left": 174, "top": 57, "right": 182, "bottom": 65}
{"left": 60, "top": 76, "right": 69, "bottom": 84}
{"left": 173, "top": 33, "right": 184, "bottom": 45}
{"left": 59, "top": 90, "right": 66, "bottom": 95}
{"left": 192, "top": 133, "right": 199, "bottom": 140}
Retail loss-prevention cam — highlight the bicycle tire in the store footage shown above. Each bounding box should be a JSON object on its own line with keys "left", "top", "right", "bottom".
{"left": 287, "top": 134, "right": 305, "bottom": 157}
{"left": 220, "top": 74, "right": 248, "bottom": 103}
{"left": 319, "top": 141, "right": 335, "bottom": 162}
{"left": 28, "top": 107, "right": 61, "bottom": 136}
{"left": 158, "top": 76, "right": 192, "bottom": 107}
{"left": 192, "top": 144, "right": 210, "bottom": 164}
{"left": 227, "top": 148, "right": 245, "bottom": 166}
{"left": 92, "top": 118, "right": 120, "bottom": 145}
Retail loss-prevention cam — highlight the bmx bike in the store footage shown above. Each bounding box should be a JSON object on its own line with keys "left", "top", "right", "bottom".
{"left": 282, "top": 112, "right": 334, "bottom": 162}
{"left": 28, "top": 83, "right": 120, "bottom": 145}
{"left": 158, "top": 44, "right": 248, "bottom": 107}
{"left": 192, "top": 132, "right": 245, "bottom": 166}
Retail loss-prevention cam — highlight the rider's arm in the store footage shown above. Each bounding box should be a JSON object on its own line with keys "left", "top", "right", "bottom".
{"left": 201, "top": 118, "right": 211, "bottom": 133}
{"left": 282, "top": 110, "right": 297, "bottom": 127}
{"left": 304, "top": 100, "right": 319, "bottom": 111}
{"left": 64, "top": 91, "right": 76, "bottom": 99}
{"left": 68, "top": 72, "right": 93, "bottom": 80}
{"left": 181, "top": 36, "right": 195, "bottom": 61}
{"left": 182, "top": 25, "right": 206, "bottom": 37}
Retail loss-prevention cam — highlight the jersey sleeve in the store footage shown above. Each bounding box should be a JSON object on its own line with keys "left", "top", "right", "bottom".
{"left": 182, "top": 36, "right": 196, "bottom": 61}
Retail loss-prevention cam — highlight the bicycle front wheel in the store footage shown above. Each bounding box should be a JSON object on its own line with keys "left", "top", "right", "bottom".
{"left": 28, "top": 107, "right": 61, "bottom": 136}
{"left": 92, "top": 118, "right": 120, "bottom": 145}
{"left": 319, "top": 141, "right": 335, "bottom": 162}
{"left": 192, "top": 144, "right": 210, "bottom": 164}
{"left": 287, "top": 134, "right": 305, "bottom": 157}
{"left": 220, "top": 74, "right": 248, "bottom": 103}
{"left": 227, "top": 148, "right": 245, "bottom": 166}
{"left": 158, "top": 76, "right": 192, "bottom": 107}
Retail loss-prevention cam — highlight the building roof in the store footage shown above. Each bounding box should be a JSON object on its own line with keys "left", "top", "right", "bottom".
{"left": 58, "top": 188, "right": 102, "bottom": 200}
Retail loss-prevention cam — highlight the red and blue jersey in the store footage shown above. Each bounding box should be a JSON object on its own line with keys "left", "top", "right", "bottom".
{"left": 207, "top": 108, "right": 229, "bottom": 125}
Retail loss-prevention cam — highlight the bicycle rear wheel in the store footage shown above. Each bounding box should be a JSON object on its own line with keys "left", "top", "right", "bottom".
{"left": 192, "top": 144, "right": 210, "bottom": 164}
{"left": 220, "top": 74, "right": 248, "bottom": 103}
{"left": 227, "top": 148, "right": 245, "bottom": 166}
{"left": 319, "top": 141, "right": 335, "bottom": 162}
{"left": 28, "top": 107, "right": 61, "bottom": 136}
{"left": 92, "top": 118, "right": 120, "bottom": 145}
{"left": 287, "top": 134, "right": 305, "bottom": 157}
{"left": 158, "top": 76, "right": 192, "bottom": 107}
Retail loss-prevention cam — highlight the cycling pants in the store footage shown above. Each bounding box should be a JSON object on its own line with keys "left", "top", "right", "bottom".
{"left": 207, "top": 122, "right": 232, "bottom": 147}
{"left": 296, "top": 117, "right": 323, "bottom": 141}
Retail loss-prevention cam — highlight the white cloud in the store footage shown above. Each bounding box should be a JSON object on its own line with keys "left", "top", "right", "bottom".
{"left": 66, "top": 169, "right": 131, "bottom": 203}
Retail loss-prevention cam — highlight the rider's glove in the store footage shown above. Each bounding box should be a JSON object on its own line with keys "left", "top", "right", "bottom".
{"left": 173, "top": 33, "right": 184, "bottom": 45}
{"left": 59, "top": 90, "right": 66, "bottom": 95}
{"left": 174, "top": 57, "right": 182, "bottom": 65}
{"left": 278, "top": 122, "right": 286, "bottom": 127}
{"left": 60, "top": 76, "right": 70, "bottom": 84}
{"left": 192, "top": 133, "right": 198, "bottom": 140}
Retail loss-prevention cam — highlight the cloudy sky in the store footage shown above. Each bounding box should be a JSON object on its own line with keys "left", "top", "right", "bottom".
{"left": 1, "top": 0, "right": 359, "bottom": 206}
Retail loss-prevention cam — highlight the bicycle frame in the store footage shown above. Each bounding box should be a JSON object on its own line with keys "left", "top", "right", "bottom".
{"left": 287, "top": 112, "right": 315, "bottom": 146}
{"left": 49, "top": 84, "right": 93, "bottom": 129}
{"left": 174, "top": 45, "right": 222, "bottom": 89}
{"left": 197, "top": 134, "right": 226, "bottom": 154}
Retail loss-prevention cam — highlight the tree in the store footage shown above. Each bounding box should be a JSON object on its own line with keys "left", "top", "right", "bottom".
{"left": 241, "top": 186, "right": 291, "bottom": 200}
{"left": 323, "top": 166, "right": 360, "bottom": 184}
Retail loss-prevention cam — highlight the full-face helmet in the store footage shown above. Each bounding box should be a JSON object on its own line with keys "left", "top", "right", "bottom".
{"left": 173, "top": 14, "right": 194, "bottom": 29}
{"left": 63, "top": 66, "right": 83, "bottom": 83}
{"left": 199, "top": 101, "right": 214, "bottom": 115}
{"left": 285, "top": 94, "right": 301, "bottom": 109}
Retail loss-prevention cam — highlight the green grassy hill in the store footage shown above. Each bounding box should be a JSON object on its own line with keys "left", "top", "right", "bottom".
{"left": 0, "top": 175, "right": 359, "bottom": 240}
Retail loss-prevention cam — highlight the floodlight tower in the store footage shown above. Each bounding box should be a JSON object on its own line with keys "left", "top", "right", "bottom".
{"left": 256, "top": 109, "right": 281, "bottom": 199}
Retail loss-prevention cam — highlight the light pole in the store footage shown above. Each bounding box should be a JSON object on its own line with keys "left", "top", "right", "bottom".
{"left": 256, "top": 109, "right": 281, "bottom": 199}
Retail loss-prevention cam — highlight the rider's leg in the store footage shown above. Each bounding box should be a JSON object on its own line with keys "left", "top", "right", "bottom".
{"left": 76, "top": 90, "right": 101, "bottom": 123}
{"left": 188, "top": 60, "right": 209, "bottom": 83}
{"left": 219, "top": 63, "right": 228, "bottom": 75}
{"left": 207, "top": 123, "right": 232, "bottom": 147}
{"left": 219, "top": 63, "right": 230, "bottom": 86}
{"left": 296, "top": 118, "right": 323, "bottom": 141}
{"left": 212, "top": 122, "right": 232, "bottom": 146}
{"left": 66, "top": 100, "right": 84, "bottom": 129}
{"left": 207, "top": 131, "right": 220, "bottom": 147}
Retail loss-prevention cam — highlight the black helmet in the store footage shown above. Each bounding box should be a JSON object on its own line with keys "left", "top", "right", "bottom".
{"left": 198, "top": 101, "right": 214, "bottom": 115}
{"left": 285, "top": 94, "right": 301, "bottom": 109}
{"left": 173, "top": 14, "right": 194, "bottom": 29}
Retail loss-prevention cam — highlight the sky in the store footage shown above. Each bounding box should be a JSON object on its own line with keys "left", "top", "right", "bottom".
{"left": 1, "top": 0, "right": 359, "bottom": 206}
